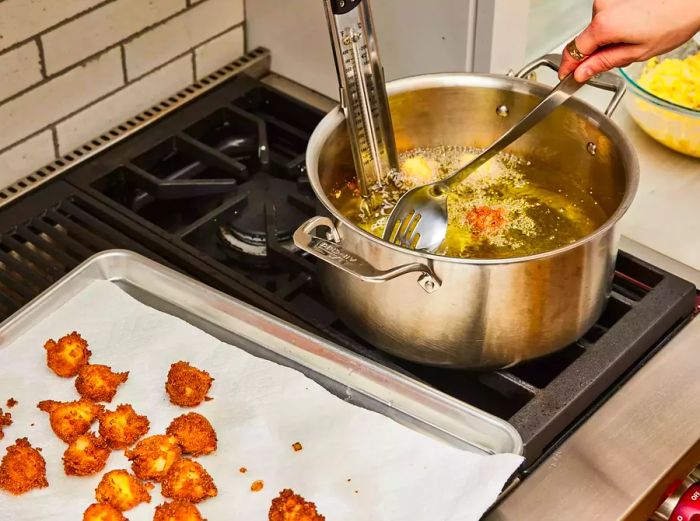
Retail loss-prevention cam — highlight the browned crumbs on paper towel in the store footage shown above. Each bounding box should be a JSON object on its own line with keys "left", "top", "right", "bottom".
{"left": 153, "top": 500, "right": 206, "bottom": 521}
{"left": 43, "top": 331, "right": 92, "bottom": 377}
{"left": 161, "top": 458, "right": 217, "bottom": 503}
{"left": 98, "top": 403, "right": 150, "bottom": 449}
{"left": 6, "top": 398, "right": 17, "bottom": 408}
{"left": 166, "top": 412, "right": 217, "bottom": 456}
{"left": 165, "top": 361, "right": 214, "bottom": 407}
{"left": 0, "top": 438, "right": 48, "bottom": 495}
{"left": 0, "top": 409, "right": 11, "bottom": 440}
{"left": 268, "top": 489, "right": 326, "bottom": 521}
{"left": 94, "top": 469, "right": 152, "bottom": 511}
{"left": 75, "top": 364, "right": 129, "bottom": 403}
{"left": 251, "top": 480, "right": 264, "bottom": 492}
{"left": 82, "top": 502, "right": 128, "bottom": 521}
{"left": 37, "top": 399, "right": 104, "bottom": 443}
{"left": 63, "top": 433, "right": 111, "bottom": 476}
{"left": 239, "top": 467, "right": 247, "bottom": 474}
{"left": 292, "top": 442, "right": 303, "bottom": 452}
{"left": 125, "top": 435, "right": 182, "bottom": 482}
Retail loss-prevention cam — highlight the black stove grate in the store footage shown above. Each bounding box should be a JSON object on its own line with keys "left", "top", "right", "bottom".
{"left": 0, "top": 181, "right": 310, "bottom": 331}
{"left": 1, "top": 73, "right": 696, "bottom": 468}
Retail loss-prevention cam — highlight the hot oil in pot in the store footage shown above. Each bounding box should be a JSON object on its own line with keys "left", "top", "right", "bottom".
{"left": 330, "top": 146, "right": 609, "bottom": 259}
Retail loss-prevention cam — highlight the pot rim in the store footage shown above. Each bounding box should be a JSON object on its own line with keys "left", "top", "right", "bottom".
{"left": 306, "top": 72, "right": 640, "bottom": 266}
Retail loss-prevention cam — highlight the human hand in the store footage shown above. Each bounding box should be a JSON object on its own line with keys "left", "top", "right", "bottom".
{"left": 559, "top": 0, "right": 700, "bottom": 82}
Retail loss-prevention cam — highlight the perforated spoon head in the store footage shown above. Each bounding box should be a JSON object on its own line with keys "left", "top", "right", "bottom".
{"left": 383, "top": 183, "right": 448, "bottom": 252}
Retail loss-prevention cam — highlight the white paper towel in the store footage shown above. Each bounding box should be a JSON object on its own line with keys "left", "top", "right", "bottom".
{"left": 0, "top": 280, "right": 522, "bottom": 520}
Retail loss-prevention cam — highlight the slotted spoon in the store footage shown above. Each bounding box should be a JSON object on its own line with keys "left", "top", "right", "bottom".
{"left": 383, "top": 73, "right": 583, "bottom": 251}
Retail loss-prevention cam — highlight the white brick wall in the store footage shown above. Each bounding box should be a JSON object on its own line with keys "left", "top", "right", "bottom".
{"left": 0, "top": 41, "right": 43, "bottom": 102}
{"left": 0, "top": 48, "right": 124, "bottom": 151}
{"left": 124, "top": 0, "right": 244, "bottom": 80}
{"left": 0, "top": 0, "right": 104, "bottom": 51}
{"left": 0, "top": 131, "right": 55, "bottom": 189}
{"left": 195, "top": 26, "right": 245, "bottom": 79}
{"left": 42, "top": 0, "right": 186, "bottom": 75}
{"left": 56, "top": 56, "right": 193, "bottom": 155}
{"left": 0, "top": 0, "right": 246, "bottom": 187}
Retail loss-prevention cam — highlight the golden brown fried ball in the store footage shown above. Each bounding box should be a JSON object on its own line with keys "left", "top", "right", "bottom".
{"left": 44, "top": 331, "right": 92, "bottom": 377}
{"left": 153, "top": 500, "right": 207, "bottom": 521}
{"left": 82, "top": 502, "right": 128, "bottom": 521}
{"left": 0, "top": 408, "right": 12, "bottom": 440}
{"left": 63, "top": 432, "right": 111, "bottom": 476}
{"left": 165, "top": 362, "right": 213, "bottom": 407}
{"left": 99, "top": 404, "right": 150, "bottom": 449}
{"left": 165, "top": 413, "right": 217, "bottom": 456}
{"left": 269, "top": 489, "right": 326, "bottom": 521}
{"left": 37, "top": 399, "right": 104, "bottom": 443}
{"left": 161, "top": 458, "right": 217, "bottom": 503}
{"left": 124, "top": 435, "right": 182, "bottom": 482}
{"left": 76, "top": 364, "right": 129, "bottom": 403}
{"left": 95, "top": 469, "right": 151, "bottom": 512}
{"left": 0, "top": 438, "right": 49, "bottom": 495}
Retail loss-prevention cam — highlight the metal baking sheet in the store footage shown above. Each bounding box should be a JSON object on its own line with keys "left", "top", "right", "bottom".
{"left": 0, "top": 249, "right": 522, "bottom": 456}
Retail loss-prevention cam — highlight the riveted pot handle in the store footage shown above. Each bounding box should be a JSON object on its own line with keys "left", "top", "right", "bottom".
{"left": 293, "top": 216, "right": 441, "bottom": 294}
{"left": 515, "top": 53, "right": 626, "bottom": 117}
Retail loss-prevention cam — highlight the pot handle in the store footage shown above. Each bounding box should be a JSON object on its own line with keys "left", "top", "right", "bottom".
{"left": 293, "top": 216, "right": 441, "bottom": 294}
{"left": 515, "top": 53, "right": 626, "bottom": 118}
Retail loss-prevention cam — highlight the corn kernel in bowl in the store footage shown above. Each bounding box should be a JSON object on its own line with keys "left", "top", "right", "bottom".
{"left": 638, "top": 52, "right": 700, "bottom": 110}
{"left": 626, "top": 49, "right": 700, "bottom": 157}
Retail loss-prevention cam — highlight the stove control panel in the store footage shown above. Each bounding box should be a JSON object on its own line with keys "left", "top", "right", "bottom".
{"left": 653, "top": 466, "right": 700, "bottom": 521}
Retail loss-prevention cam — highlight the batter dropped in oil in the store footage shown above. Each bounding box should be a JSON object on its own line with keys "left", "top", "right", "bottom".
{"left": 331, "top": 146, "right": 608, "bottom": 259}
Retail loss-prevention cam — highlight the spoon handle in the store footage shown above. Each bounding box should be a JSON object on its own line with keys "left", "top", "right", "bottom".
{"left": 444, "top": 73, "right": 583, "bottom": 188}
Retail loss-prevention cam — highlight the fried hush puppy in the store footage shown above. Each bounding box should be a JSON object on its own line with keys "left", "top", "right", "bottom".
{"left": 161, "top": 458, "right": 217, "bottom": 503}
{"left": 37, "top": 399, "right": 104, "bottom": 443}
{"left": 153, "top": 500, "right": 207, "bottom": 521}
{"left": 269, "top": 489, "right": 326, "bottom": 521}
{"left": 0, "top": 438, "right": 48, "bottom": 495}
{"left": 63, "top": 432, "right": 111, "bottom": 476}
{"left": 165, "top": 362, "right": 213, "bottom": 407}
{"left": 0, "top": 408, "right": 11, "bottom": 440}
{"left": 165, "top": 413, "right": 217, "bottom": 456}
{"left": 82, "top": 502, "right": 128, "bottom": 521}
{"left": 76, "top": 364, "right": 129, "bottom": 403}
{"left": 99, "top": 404, "right": 150, "bottom": 449}
{"left": 124, "top": 434, "right": 181, "bottom": 482}
{"left": 44, "top": 331, "right": 92, "bottom": 377}
{"left": 95, "top": 469, "right": 151, "bottom": 511}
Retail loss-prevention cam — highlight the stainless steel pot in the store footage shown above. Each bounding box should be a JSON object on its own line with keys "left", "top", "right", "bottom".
{"left": 293, "top": 55, "right": 639, "bottom": 369}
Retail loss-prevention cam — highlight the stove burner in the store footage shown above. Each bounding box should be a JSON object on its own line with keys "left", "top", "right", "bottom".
{"left": 220, "top": 211, "right": 293, "bottom": 247}
{"left": 218, "top": 220, "right": 295, "bottom": 260}
{"left": 216, "top": 173, "right": 314, "bottom": 267}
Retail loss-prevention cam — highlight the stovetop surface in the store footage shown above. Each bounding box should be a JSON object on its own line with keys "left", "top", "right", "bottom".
{"left": 0, "top": 72, "right": 696, "bottom": 468}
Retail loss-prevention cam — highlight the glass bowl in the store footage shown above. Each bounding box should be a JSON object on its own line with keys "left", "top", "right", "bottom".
{"left": 619, "top": 39, "right": 700, "bottom": 158}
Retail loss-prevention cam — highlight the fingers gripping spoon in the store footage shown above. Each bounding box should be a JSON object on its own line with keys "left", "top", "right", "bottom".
{"left": 383, "top": 73, "right": 584, "bottom": 252}
{"left": 324, "top": 0, "right": 399, "bottom": 198}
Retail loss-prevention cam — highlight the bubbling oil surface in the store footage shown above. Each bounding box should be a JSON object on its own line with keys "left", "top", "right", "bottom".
{"left": 330, "top": 146, "right": 609, "bottom": 259}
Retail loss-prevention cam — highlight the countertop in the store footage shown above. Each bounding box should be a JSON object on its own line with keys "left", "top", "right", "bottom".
{"left": 613, "top": 107, "right": 700, "bottom": 267}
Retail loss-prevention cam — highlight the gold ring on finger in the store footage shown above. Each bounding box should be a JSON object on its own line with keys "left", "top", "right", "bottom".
{"left": 566, "top": 39, "right": 587, "bottom": 61}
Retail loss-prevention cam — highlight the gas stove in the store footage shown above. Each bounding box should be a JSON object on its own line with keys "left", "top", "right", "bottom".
{"left": 1, "top": 48, "right": 699, "bottom": 519}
